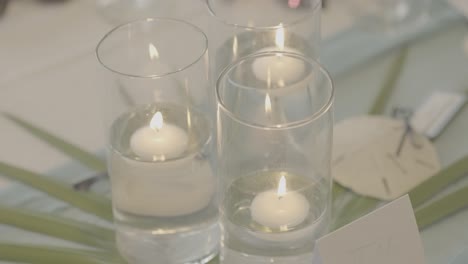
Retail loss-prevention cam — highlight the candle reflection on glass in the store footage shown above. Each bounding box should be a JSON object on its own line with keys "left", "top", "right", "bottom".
{"left": 265, "top": 93, "right": 272, "bottom": 116}
{"left": 145, "top": 43, "right": 173, "bottom": 75}
{"left": 252, "top": 26, "right": 305, "bottom": 85}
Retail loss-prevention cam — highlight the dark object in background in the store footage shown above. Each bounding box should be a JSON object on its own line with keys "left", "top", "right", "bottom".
{"left": 73, "top": 171, "right": 108, "bottom": 191}
{"left": 0, "top": 0, "right": 9, "bottom": 18}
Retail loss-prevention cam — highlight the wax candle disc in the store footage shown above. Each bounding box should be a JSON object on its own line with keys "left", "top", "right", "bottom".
{"left": 250, "top": 190, "right": 309, "bottom": 228}
{"left": 252, "top": 47, "right": 305, "bottom": 86}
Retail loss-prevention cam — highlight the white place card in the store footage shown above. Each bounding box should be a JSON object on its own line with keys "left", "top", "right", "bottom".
{"left": 411, "top": 91, "right": 467, "bottom": 139}
{"left": 315, "top": 195, "right": 425, "bottom": 264}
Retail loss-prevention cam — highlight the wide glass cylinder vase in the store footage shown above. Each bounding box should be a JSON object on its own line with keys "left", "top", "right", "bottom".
{"left": 96, "top": 18, "right": 218, "bottom": 264}
{"left": 206, "top": 0, "right": 322, "bottom": 80}
{"left": 216, "top": 52, "right": 334, "bottom": 264}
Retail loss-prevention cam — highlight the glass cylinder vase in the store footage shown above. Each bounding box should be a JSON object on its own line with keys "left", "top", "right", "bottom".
{"left": 206, "top": 0, "right": 322, "bottom": 80}
{"left": 216, "top": 52, "right": 334, "bottom": 264}
{"left": 96, "top": 18, "right": 218, "bottom": 264}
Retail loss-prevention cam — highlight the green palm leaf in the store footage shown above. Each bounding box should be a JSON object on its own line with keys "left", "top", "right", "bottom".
{"left": 0, "top": 206, "right": 115, "bottom": 250}
{"left": 415, "top": 184, "right": 468, "bottom": 229}
{"left": 0, "top": 243, "right": 125, "bottom": 264}
{"left": 2, "top": 113, "right": 106, "bottom": 172}
{"left": 369, "top": 46, "right": 408, "bottom": 115}
{"left": 332, "top": 193, "right": 379, "bottom": 229}
{"left": 334, "top": 154, "right": 468, "bottom": 229}
{"left": 0, "top": 161, "right": 113, "bottom": 221}
{"left": 410, "top": 155, "right": 468, "bottom": 207}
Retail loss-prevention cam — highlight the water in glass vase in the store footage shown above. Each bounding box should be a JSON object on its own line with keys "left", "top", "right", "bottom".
{"left": 108, "top": 103, "right": 218, "bottom": 264}
{"left": 221, "top": 170, "right": 329, "bottom": 264}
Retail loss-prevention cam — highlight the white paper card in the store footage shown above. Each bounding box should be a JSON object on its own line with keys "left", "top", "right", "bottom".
{"left": 316, "top": 195, "right": 425, "bottom": 264}
{"left": 411, "top": 91, "right": 467, "bottom": 139}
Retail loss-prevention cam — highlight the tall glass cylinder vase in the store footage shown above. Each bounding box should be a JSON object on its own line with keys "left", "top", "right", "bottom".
{"left": 217, "top": 52, "right": 334, "bottom": 264}
{"left": 96, "top": 18, "right": 218, "bottom": 264}
{"left": 206, "top": 0, "right": 322, "bottom": 80}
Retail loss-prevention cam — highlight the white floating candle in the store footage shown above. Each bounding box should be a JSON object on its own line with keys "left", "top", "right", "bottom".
{"left": 250, "top": 175, "right": 309, "bottom": 228}
{"left": 252, "top": 27, "right": 305, "bottom": 85}
{"left": 130, "top": 111, "right": 189, "bottom": 160}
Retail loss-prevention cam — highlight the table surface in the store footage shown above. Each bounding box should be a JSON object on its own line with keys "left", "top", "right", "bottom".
{"left": 0, "top": 0, "right": 467, "bottom": 263}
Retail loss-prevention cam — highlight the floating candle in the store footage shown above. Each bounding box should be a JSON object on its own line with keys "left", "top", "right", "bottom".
{"left": 130, "top": 111, "right": 189, "bottom": 160}
{"left": 250, "top": 175, "right": 309, "bottom": 228}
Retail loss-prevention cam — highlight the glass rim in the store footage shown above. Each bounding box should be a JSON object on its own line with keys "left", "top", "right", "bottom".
{"left": 216, "top": 51, "right": 334, "bottom": 130}
{"left": 96, "top": 17, "right": 208, "bottom": 79}
{"left": 205, "top": 0, "right": 321, "bottom": 30}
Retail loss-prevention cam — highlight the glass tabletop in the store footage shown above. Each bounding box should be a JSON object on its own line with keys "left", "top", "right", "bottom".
{"left": 0, "top": 1, "right": 467, "bottom": 263}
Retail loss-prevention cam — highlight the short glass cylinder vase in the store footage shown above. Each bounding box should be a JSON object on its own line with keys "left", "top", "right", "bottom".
{"left": 96, "top": 18, "right": 218, "bottom": 264}
{"left": 206, "top": 0, "right": 322, "bottom": 80}
{"left": 216, "top": 52, "right": 334, "bottom": 264}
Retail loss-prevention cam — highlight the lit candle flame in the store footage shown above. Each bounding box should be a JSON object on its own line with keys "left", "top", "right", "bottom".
{"left": 275, "top": 25, "right": 285, "bottom": 51}
{"left": 277, "top": 175, "right": 287, "bottom": 198}
{"left": 149, "top": 43, "right": 160, "bottom": 60}
{"left": 150, "top": 111, "right": 164, "bottom": 131}
{"left": 265, "top": 93, "right": 272, "bottom": 114}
